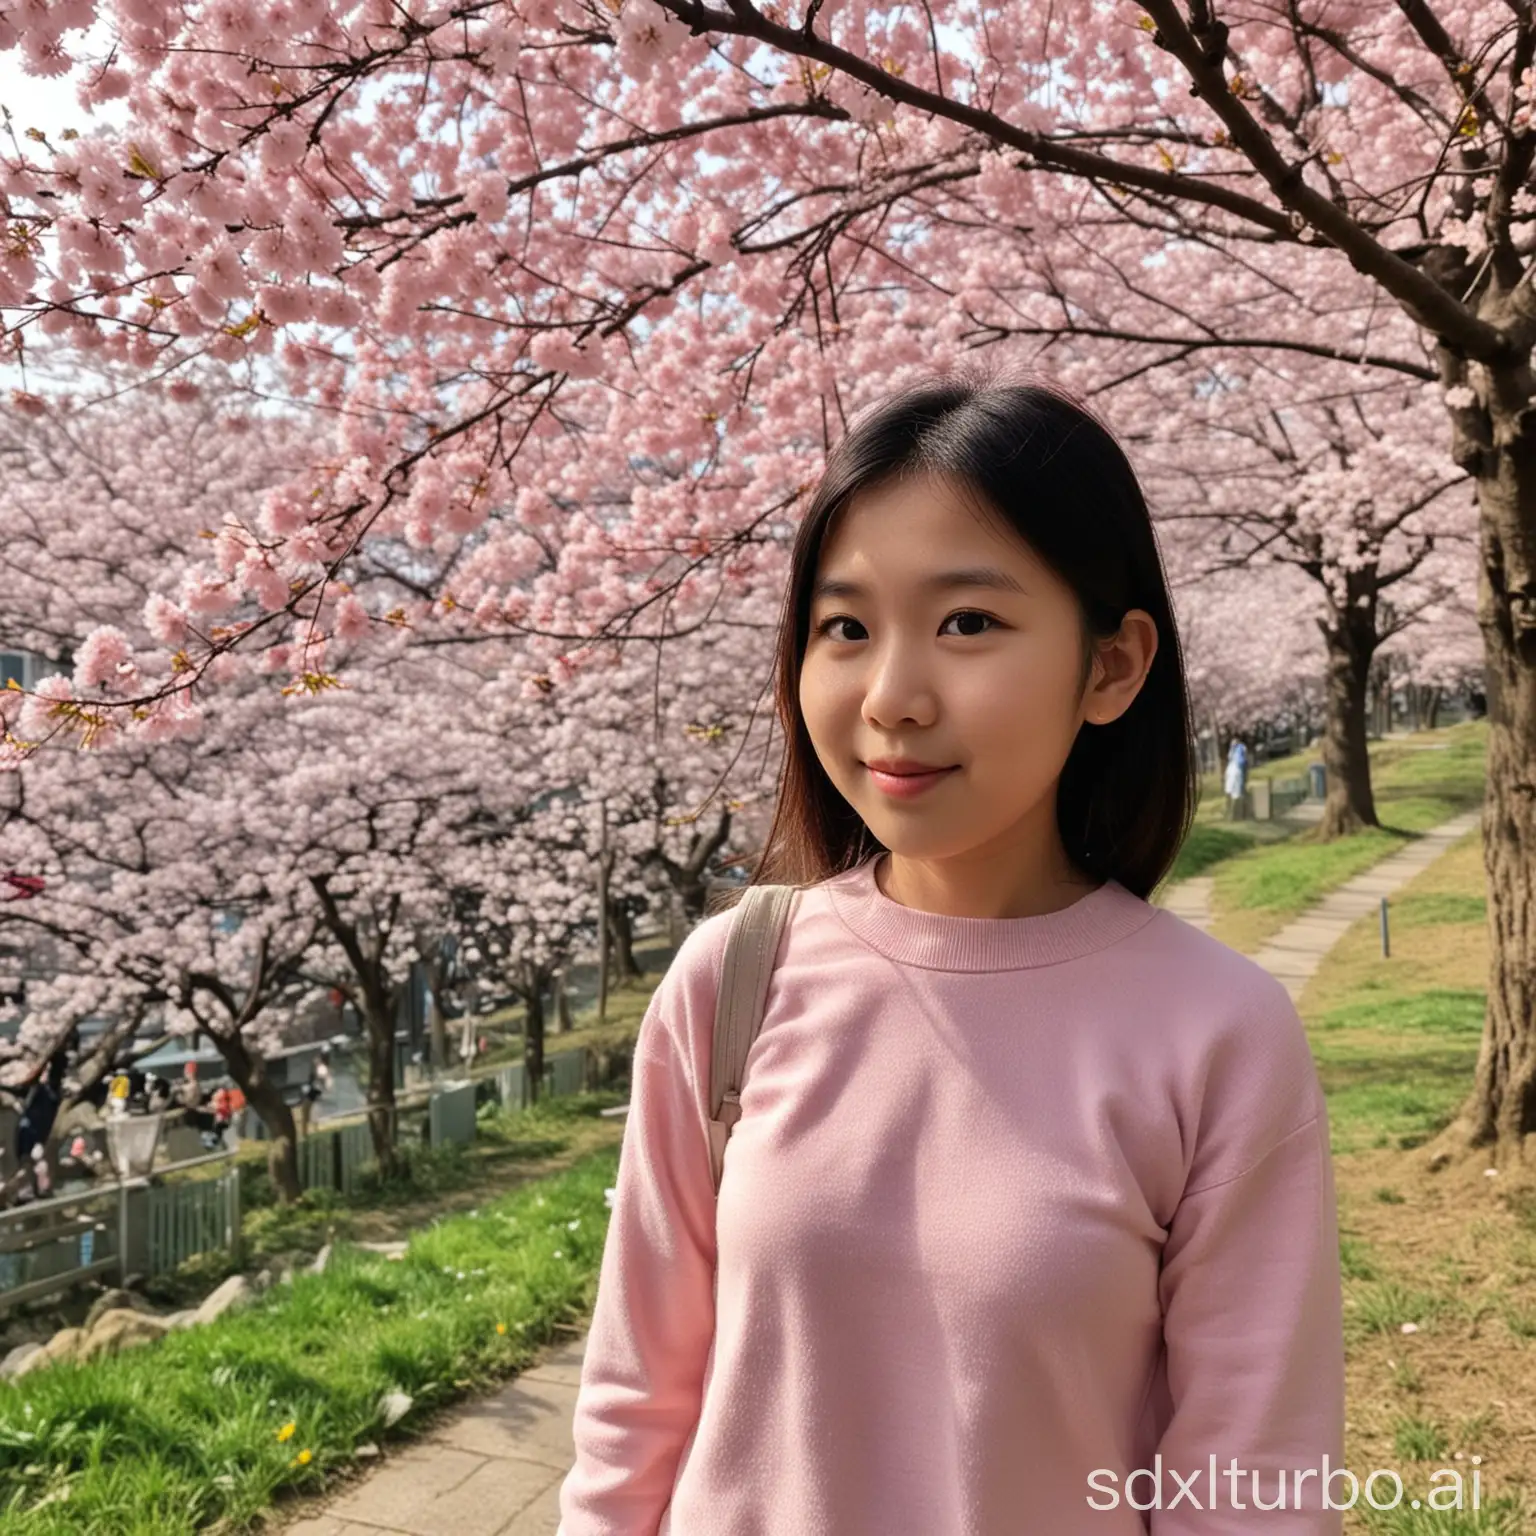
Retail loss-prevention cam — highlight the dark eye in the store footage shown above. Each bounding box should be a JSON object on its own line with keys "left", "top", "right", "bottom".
{"left": 939, "top": 610, "right": 998, "bottom": 637}
{"left": 812, "top": 615, "right": 866, "bottom": 642}
{"left": 812, "top": 611, "right": 1000, "bottom": 641}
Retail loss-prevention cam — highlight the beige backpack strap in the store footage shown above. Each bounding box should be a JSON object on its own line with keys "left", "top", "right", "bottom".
{"left": 707, "top": 883, "right": 798, "bottom": 1196}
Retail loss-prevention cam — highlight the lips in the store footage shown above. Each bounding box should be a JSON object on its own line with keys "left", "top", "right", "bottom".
{"left": 864, "top": 762, "right": 959, "bottom": 798}
{"left": 863, "top": 759, "right": 957, "bottom": 775}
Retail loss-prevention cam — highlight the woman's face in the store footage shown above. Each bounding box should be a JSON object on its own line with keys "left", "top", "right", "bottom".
{"left": 798, "top": 471, "right": 1146, "bottom": 876}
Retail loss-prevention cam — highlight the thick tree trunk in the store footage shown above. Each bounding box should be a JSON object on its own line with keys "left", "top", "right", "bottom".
{"left": 1465, "top": 421, "right": 1536, "bottom": 1155}
{"left": 554, "top": 967, "right": 574, "bottom": 1034}
{"left": 209, "top": 1030, "right": 301, "bottom": 1203}
{"left": 428, "top": 997, "right": 448, "bottom": 1071}
{"left": 647, "top": 803, "right": 732, "bottom": 924}
{"left": 1207, "top": 710, "right": 1226, "bottom": 778}
{"left": 1426, "top": 684, "right": 1443, "bottom": 730}
{"left": 1317, "top": 617, "right": 1380, "bottom": 839}
{"left": 364, "top": 998, "right": 399, "bottom": 1178}
{"left": 523, "top": 961, "right": 546, "bottom": 1106}
{"left": 609, "top": 900, "right": 641, "bottom": 983}
{"left": 248, "top": 1081, "right": 303, "bottom": 1204}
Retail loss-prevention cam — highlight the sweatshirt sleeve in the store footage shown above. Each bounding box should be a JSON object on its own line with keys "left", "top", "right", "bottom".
{"left": 557, "top": 918, "right": 726, "bottom": 1536}
{"left": 1151, "top": 981, "right": 1346, "bottom": 1534}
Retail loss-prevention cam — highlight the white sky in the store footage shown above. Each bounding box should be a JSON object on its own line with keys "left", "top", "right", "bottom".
{"left": 1, "top": 19, "right": 128, "bottom": 143}
{"left": 3, "top": 24, "right": 131, "bottom": 394}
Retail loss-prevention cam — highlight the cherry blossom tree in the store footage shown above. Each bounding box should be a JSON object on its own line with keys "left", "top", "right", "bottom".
{"left": 1140, "top": 373, "right": 1479, "bottom": 835}
{"left": 0, "top": 385, "right": 333, "bottom": 1195}
{"left": 1170, "top": 560, "right": 1325, "bottom": 768}
{"left": 0, "top": 699, "right": 327, "bottom": 1202}
{"left": 6, "top": 0, "right": 1532, "bottom": 1156}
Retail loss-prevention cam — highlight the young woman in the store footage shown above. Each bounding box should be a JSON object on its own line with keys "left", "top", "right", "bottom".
{"left": 559, "top": 378, "right": 1345, "bottom": 1534}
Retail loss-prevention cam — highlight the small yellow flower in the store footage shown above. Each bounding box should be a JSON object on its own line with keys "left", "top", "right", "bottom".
{"left": 294, "top": 1448, "right": 313, "bottom": 1466}
{"left": 496, "top": 1322, "right": 507, "bottom": 1335}
{"left": 277, "top": 1421, "right": 297, "bottom": 1443}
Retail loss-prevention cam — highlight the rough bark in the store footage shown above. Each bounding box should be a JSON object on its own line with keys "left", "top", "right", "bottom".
{"left": 1317, "top": 609, "right": 1381, "bottom": 838}
{"left": 554, "top": 966, "right": 574, "bottom": 1033}
{"left": 522, "top": 957, "right": 547, "bottom": 1106}
{"left": 210, "top": 1027, "right": 302, "bottom": 1203}
{"left": 247, "top": 1078, "right": 303, "bottom": 1204}
{"left": 609, "top": 899, "right": 641, "bottom": 982}
{"left": 309, "top": 876, "right": 400, "bottom": 1176}
{"left": 1427, "top": 344, "right": 1536, "bottom": 1159}
{"left": 1465, "top": 408, "right": 1536, "bottom": 1154}
{"left": 362, "top": 990, "right": 399, "bottom": 1178}
{"left": 427, "top": 996, "right": 448, "bottom": 1071}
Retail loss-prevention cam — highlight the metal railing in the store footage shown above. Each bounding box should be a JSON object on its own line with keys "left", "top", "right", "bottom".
{"left": 0, "top": 1160, "right": 242, "bottom": 1311}
{"left": 1, "top": 1046, "right": 593, "bottom": 1314}
{"left": 0, "top": 1181, "right": 128, "bottom": 1311}
{"left": 146, "top": 1165, "right": 240, "bottom": 1278}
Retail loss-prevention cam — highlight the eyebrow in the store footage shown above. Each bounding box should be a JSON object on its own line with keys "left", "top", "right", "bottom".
{"left": 810, "top": 566, "right": 1027, "bottom": 602}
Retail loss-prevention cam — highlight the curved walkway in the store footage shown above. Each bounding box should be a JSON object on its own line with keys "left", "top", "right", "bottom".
{"left": 1155, "top": 808, "right": 1481, "bottom": 998}
{"left": 289, "top": 807, "right": 1484, "bottom": 1536}
{"left": 1156, "top": 873, "right": 1214, "bottom": 933}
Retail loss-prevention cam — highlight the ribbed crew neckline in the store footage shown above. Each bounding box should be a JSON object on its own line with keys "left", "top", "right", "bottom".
{"left": 823, "top": 853, "right": 1158, "bottom": 972}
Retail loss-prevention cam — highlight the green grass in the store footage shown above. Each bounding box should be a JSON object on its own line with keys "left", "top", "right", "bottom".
{"left": 140, "top": 1094, "right": 624, "bottom": 1309}
{"left": 1285, "top": 823, "right": 1536, "bottom": 1527}
{"left": 0, "top": 1096, "right": 625, "bottom": 1535}
{"left": 1344, "top": 1280, "right": 1451, "bottom": 1341}
{"left": 1298, "top": 826, "right": 1491, "bottom": 1154}
{"left": 1389, "top": 893, "right": 1488, "bottom": 930}
{"left": 1394, "top": 1415, "right": 1450, "bottom": 1462}
{"left": 1217, "top": 826, "right": 1412, "bottom": 913}
{"left": 1340, "top": 1233, "right": 1381, "bottom": 1281}
{"left": 1354, "top": 1494, "right": 1529, "bottom": 1535}
{"left": 1310, "top": 987, "right": 1485, "bottom": 1156}
{"left": 1162, "top": 821, "right": 1272, "bottom": 884}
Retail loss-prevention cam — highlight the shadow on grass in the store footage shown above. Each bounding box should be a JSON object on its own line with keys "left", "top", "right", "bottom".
{"left": 1165, "top": 822, "right": 1269, "bottom": 883}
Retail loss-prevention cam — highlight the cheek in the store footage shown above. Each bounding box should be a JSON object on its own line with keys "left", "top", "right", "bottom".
{"left": 796, "top": 664, "right": 830, "bottom": 759}
{"left": 798, "top": 655, "right": 848, "bottom": 734}
{"left": 954, "top": 644, "right": 1080, "bottom": 728}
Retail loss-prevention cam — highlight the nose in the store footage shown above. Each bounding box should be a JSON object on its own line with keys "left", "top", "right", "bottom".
{"left": 860, "top": 632, "right": 940, "bottom": 729}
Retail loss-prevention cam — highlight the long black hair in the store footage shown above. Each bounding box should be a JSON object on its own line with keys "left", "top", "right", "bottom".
{"left": 745, "top": 373, "right": 1198, "bottom": 903}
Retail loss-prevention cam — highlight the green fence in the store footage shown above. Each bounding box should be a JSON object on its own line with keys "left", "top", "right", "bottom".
{"left": 144, "top": 1166, "right": 240, "bottom": 1279}
{"left": 2, "top": 1047, "right": 594, "bottom": 1311}
{"left": 487, "top": 1047, "right": 585, "bottom": 1111}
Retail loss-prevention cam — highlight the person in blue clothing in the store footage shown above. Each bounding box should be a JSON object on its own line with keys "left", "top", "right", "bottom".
{"left": 1224, "top": 737, "right": 1249, "bottom": 819}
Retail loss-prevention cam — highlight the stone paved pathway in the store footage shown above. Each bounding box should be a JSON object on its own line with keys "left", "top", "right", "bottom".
{"left": 1249, "top": 808, "right": 1481, "bottom": 1001}
{"left": 1155, "top": 873, "right": 1213, "bottom": 932}
{"left": 287, "top": 805, "right": 1483, "bottom": 1536}
{"left": 288, "top": 1334, "right": 585, "bottom": 1536}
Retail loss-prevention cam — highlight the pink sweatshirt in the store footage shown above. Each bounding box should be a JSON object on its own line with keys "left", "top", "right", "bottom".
{"left": 558, "top": 857, "right": 1345, "bottom": 1534}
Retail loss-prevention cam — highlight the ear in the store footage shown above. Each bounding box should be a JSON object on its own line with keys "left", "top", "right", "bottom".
{"left": 1081, "top": 610, "right": 1158, "bottom": 726}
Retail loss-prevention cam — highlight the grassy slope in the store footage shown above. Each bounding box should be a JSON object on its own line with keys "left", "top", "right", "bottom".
{"left": 1295, "top": 828, "right": 1534, "bottom": 1533}
{"left": 0, "top": 1097, "right": 625, "bottom": 1535}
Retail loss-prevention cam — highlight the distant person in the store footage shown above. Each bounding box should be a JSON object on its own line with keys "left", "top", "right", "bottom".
{"left": 210, "top": 1084, "right": 236, "bottom": 1149}
{"left": 1223, "top": 737, "right": 1249, "bottom": 819}
{"left": 16, "top": 1048, "right": 65, "bottom": 1162}
{"left": 29, "top": 1144, "right": 51, "bottom": 1200}
{"left": 174, "top": 1060, "right": 201, "bottom": 1109}
{"left": 298, "top": 1047, "right": 332, "bottom": 1135}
